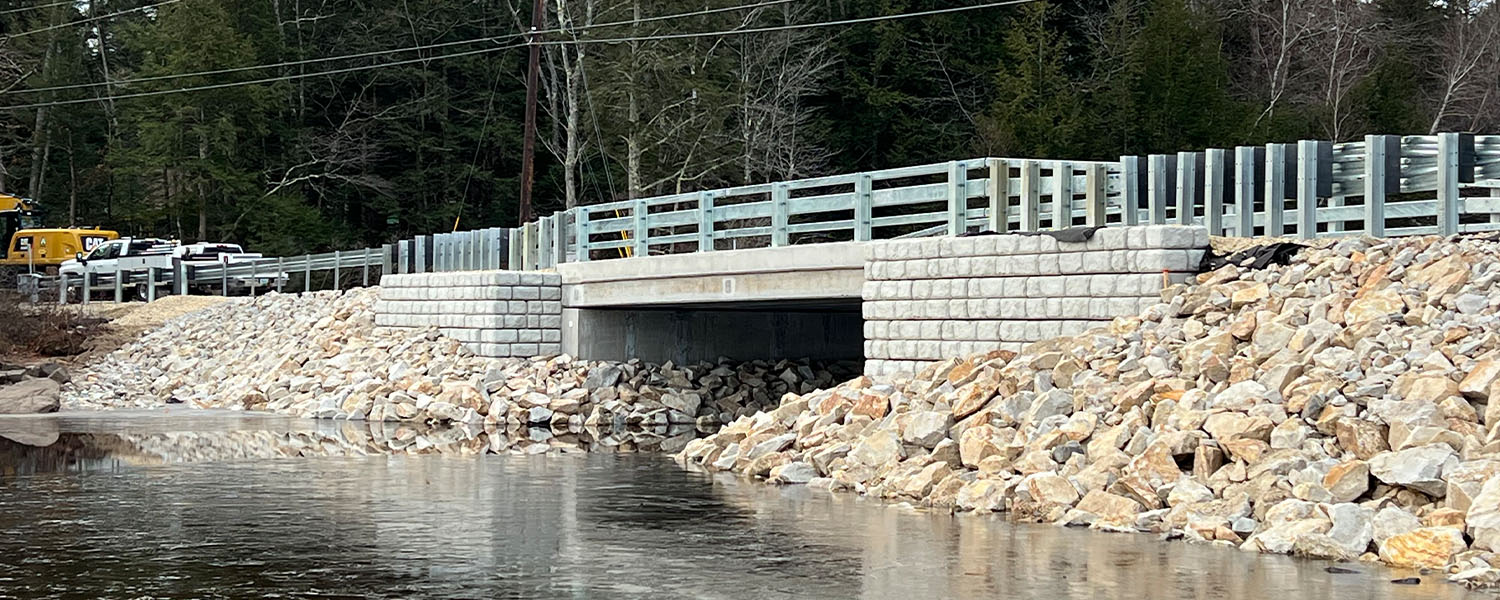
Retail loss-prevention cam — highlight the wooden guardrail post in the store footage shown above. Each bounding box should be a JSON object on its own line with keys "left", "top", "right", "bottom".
{"left": 1053, "top": 161, "right": 1073, "bottom": 228}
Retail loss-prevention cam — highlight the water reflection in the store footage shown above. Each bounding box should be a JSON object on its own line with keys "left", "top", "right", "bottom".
{"left": 0, "top": 413, "right": 1485, "bottom": 599}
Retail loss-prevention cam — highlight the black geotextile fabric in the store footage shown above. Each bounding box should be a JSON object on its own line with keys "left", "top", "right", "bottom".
{"left": 962, "top": 226, "right": 1104, "bottom": 243}
{"left": 1197, "top": 242, "right": 1306, "bottom": 272}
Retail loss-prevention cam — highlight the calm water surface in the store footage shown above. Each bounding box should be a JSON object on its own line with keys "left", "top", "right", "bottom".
{"left": 0, "top": 412, "right": 1490, "bottom": 600}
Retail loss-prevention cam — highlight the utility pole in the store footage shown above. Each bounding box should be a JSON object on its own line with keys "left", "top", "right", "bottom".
{"left": 519, "top": 0, "right": 545, "bottom": 225}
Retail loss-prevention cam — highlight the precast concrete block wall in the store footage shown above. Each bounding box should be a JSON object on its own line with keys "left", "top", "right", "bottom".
{"left": 862, "top": 226, "right": 1210, "bottom": 378}
{"left": 374, "top": 271, "right": 563, "bottom": 358}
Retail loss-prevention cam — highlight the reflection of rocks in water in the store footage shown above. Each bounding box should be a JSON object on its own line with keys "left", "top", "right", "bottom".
{"left": 0, "top": 419, "right": 707, "bottom": 472}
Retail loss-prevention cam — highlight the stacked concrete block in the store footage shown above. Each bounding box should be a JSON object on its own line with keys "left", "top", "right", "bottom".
{"left": 374, "top": 271, "right": 563, "bottom": 358}
{"left": 862, "top": 225, "right": 1209, "bottom": 378}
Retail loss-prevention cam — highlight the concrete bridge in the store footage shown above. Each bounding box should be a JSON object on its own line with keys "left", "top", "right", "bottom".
{"left": 374, "top": 225, "right": 1206, "bottom": 378}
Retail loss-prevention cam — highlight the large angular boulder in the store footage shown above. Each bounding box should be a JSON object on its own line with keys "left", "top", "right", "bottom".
{"left": 0, "top": 378, "right": 60, "bottom": 414}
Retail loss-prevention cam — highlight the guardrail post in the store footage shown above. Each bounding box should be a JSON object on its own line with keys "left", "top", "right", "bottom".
{"left": 854, "top": 173, "right": 874, "bottom": 241}
{"left": 1147, "top": 154, "right": 1175, "bottom": 225}
{"left": 1265, "top": 142, "right": 1294, "bottom": 237}
{"left": 114, "top": 264, "right": 124, "bottom": 303}
{"left": 1437, "top": 132, "right": 1474, "bottom": 236}
{"left": 81, "top": 272, "right": 92, "bottom": 304}
{"left": 58, "top": 273, "right": 68, "bottom": 304}
{"left": 771, "top": 183, "right": 789, "bottom": 246}
{"left": 631, "top": 199, "right": 649, "bottom": 258}
{"left": 1053, "top": 161, "right": 1074, "bottom": 228}
{"left": 543, "top": 213, "right": 561, "bottom": 265}
{"left": 697, "top": 192, "right": 716, "bottom": 251}
{"left": 575, "top": 208, "right": 591, "bottom": 262}
{"left": 986, "top": 158, "right": 1009, "bottom": 232}
{"left": 146, "top": 268, "right": 158, "bottom": 302}
{"left": 332, "top": 250, "right": 342, "bottom": 290}
{"left": 1297, "top": 140, "right": 1332, "bottom": 239}
{"left": 1368, "top": 135, "right": 1398, "bottom": 238}
{"left": 171, "top": 258, "right": 185, "bottom": 296}
{"left": 1084, "top": 163, "right": 1107, "bottom": 227}
{"left": 1121, "top": 156, "right": 1143, "bottom": 225}
{"left": 1204, "top": 149, "right": 1229, "bottom": 235}
{"left": 276, "top": 257, "right": 284, "bottom": 292}
{"left": 363, "top": 248, "right": 373, "bottom": 286}
{"left": 1234, "top": 146, "right": 1263, "bottom": 236}
{"left": 1020, "top": 160, "right": 1040, "bottom": 231}
{"left": 1176, "top": 151, "right": 1202, "bottom": 226}
{"left": 946, "top": 161, "right": 967, "bottom": 235}
{"left": 553, "top": 214, "right": 567, "bottom": 263}
{"left": 304, "top": 255, "right": 313, "bottom": 292}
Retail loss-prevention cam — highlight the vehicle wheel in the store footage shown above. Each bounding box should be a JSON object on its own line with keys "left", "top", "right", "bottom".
{"left": 133, "top": 283, "right": 151, "bottom": 302}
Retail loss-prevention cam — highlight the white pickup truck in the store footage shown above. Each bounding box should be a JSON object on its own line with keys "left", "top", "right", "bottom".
{"left": 60, "top": 237, "right": 285, "bottom": 299}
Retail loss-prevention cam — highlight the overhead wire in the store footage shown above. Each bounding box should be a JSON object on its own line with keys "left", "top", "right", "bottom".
{"left": 0, "top": 0, "right": 77, "bottom": 16}
{"left": 536, "top": 0, "right": 1036, "bottom": 47}
{"left": 1, "top": 0, "right": 180, "bottom": 39}
{"left": 8, "top": 0, "right": 795, "bottom": 95}
{"left": 0, "top": 0, "right": 1034, "bottom": 111}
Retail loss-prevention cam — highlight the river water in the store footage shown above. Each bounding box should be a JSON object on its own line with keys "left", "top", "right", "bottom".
{"left": 0, "top": 412, "right": 1487, "bottom": 600}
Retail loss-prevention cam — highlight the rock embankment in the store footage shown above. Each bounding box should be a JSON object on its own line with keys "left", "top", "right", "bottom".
{"left": 64, "top": 289, "right": 853, "bottom": 435}
{"left": 680, "top": 234, "right": 1500, "bottom": 587}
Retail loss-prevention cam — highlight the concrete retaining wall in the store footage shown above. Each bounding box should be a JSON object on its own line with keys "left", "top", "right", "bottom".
{"left": 374, "top": 271, "right": 562, "bottom": 358}
{"left": 863, "top": 226, "right": 1209, "bottom": 378}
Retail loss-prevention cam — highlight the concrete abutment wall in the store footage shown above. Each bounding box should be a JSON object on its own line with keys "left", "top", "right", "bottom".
{"left": 863, "top": 226, "right": 1209, "bottom": 378}
{"left": 373, "top": 226, "right": 1211, "bottom": 373}
{"left": 374, "top": 271, "right": 563, "bottom": 358}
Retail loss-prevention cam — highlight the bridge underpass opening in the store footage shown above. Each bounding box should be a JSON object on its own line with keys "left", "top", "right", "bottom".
{"left": 561, "top": 298, "right": 865, "bottom": 366}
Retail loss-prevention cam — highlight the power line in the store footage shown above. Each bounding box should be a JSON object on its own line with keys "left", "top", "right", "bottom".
{"left": 10, "top": 0, "right": 795, "bottom": 95}
{"left": 539, "top": 0, "right": 1036, "bottom": 47}
{"left": 0, "top": 0, "right": 77, "bottom": 16}
{"left": 0, "top": 42, "right": 527, "bottom": 110}
{"left": 0, "top": 0, "right": 1031, "bottom": 111}
{"left": 2, "top": 0, "right": 181, "bottom": 40}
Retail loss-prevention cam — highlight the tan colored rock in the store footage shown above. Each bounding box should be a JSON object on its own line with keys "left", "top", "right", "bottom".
{"left": 1460, "top": 360, "right": 1500, "bottom": 400}
{"left": 1322, "top": 459, "right": 1370, "bottom": 503}
{"left": 1344, "top": 289, "right": 1404, "bottom": 325}
{"left": 1377, "top": 527, "right": 1467, "bottom": 569}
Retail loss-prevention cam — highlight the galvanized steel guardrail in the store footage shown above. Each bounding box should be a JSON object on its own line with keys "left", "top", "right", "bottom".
{"left": 502, "top": 132, "right": 1500, "bottom": 271}
{"left": 41, "top": 131, "right": 1500, "bottom": 302}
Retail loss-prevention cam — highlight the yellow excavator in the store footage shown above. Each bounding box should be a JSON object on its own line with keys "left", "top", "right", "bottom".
{"left": 0, "top": 194, "right": 118, "bottom": 289}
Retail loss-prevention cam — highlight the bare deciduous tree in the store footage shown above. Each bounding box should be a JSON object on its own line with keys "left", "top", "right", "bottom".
{"left": 1428, "top": 0, "right": 1500, "bottom": 133}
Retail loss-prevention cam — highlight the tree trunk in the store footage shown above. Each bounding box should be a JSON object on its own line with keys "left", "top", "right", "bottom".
{"left": 626, "top": 0, "right": 643, "bottom": 200}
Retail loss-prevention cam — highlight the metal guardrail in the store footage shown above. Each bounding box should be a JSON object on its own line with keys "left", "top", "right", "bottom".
{"left": 39, "top": 131, "right": 1500, "bottom": 302}
{"left": 499, "top": 132, "right": 1499, "bottom": 271}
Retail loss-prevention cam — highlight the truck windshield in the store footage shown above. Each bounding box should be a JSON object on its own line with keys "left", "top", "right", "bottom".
{"left": 19, "top": 213, "right": 40, "bottom": 229}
